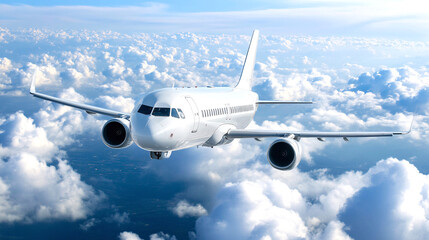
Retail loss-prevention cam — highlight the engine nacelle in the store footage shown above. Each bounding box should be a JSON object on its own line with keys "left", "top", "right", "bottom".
{"left": 267, "top": 138, "right": 302, "bottom": 170}
{"left": 101, "top": 118, "right": 133, "bottom": 149}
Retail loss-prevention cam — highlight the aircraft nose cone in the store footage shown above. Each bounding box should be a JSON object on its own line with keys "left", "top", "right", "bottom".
{"left": 131, "top": 115, "right": 175, "bottom": 151}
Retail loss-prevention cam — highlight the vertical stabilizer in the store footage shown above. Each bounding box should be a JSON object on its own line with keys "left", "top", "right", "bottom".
{"left": 235, "top": 30, "right": 259, "bottom": 90}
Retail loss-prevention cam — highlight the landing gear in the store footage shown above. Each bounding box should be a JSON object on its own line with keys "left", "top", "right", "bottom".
{"left": 150, "top": 151, "right": 172, "bottom": 160}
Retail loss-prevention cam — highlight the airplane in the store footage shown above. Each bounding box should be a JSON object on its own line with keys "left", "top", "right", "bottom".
{"left": 29, "top": 30, "right": 410, "bottom": 171}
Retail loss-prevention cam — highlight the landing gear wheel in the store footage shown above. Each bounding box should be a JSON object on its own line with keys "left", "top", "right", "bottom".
{"left": 150, "top": 151, "right": 172, "bottom": 160}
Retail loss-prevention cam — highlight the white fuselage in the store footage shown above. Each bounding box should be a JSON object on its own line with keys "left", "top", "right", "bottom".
{"left": 130, "top": 87, "right": 258, "bottom": 151}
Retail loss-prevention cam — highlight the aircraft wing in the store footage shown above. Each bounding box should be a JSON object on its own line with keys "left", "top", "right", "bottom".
{"left": 225, "top": 129, "right": 410, "bottom": 140}
{"left": 257, "top": 100, "right": 313, "bottom": 105}
{"left": 30, "top": 69, "right": 130, "bottom": 119}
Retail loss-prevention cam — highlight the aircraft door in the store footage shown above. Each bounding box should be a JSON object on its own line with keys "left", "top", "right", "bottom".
{"left": 185, "top": 97, "right": 200, "bottom": 133}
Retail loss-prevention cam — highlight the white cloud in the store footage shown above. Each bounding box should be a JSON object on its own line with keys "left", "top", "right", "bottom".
{"left": 80, "top": 218, "right": 99, "bottom": 231}
{"left": 340, "top": 158, "right": 429, "bottom": 239}
{"left": 0, "top": 112, "right": 104, "bottom": 223}
{"left": 149, "top": 232, "right": 177, "bottom": 240}
{"left": 315, "top": 221, "right": 352, "bottom": 240}
{"left": 257, "top": 68, "right": 334, "bottom": 102}
{"left": 0, "top": 57, "right": 12, "bottom": 73}
{"left": 118, "top": 231, "right": 177, "bottom": 240}
{"left": 97, "top": 95, "right": 135, "bottom": 114}
{"left": 35, "top": 88, "right": 103, "bottom": 147}
{"left": 1, "top": 112, "right": 57, "bottom": 161}
{"left": 61, "top": 50, "right": 97, "bottom": 87}
{"left": 310, "top": 107, "right": 365, "bottom": 130}
{"left": 172, "top": 200, "right": 207, "bottom": 218}
{"left": 101, "top": 79, "right": 133, "bottom": 96}
{"left": 350, "top": 66, "right": 429, "bottom": 101}
{"left": 59, "top": 87, "right": 87, "bottom": 102}
{"left": 26, "top": 57, "right": 61, "bottom": 87}
{"left": 119, "top": 231, "right": 143, "bottom": 240}
{"left": 138, "top": 61, "right": 157, "bottom": 75}
{"left": 196, "top": 179, "right": 308, "bottom": 240}
{"left": 107, "top": 211, "right": 130, "bottom": 225}
{"left": 0, "top": 27, "right": 13, "bottom": 43}
{"left": 195, "top": 158, "right": 429, "bottom": 240}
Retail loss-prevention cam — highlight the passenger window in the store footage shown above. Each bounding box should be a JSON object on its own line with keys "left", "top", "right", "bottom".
{"left": 171, "top": 108, "right": 180, "bottom": 118}
{"left": 177, "top": 108, "right": 185, "bottom": 119}
{"left": 138, "top": 104, "right": 153, "bottom": 115}
{"left": 152, "top": 107, "right": 170, "bottom": 117}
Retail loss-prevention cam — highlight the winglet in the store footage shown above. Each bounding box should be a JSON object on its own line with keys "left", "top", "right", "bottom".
{"left": 407, "top": 115, "right": 415, "bottom": 134}
{"left": 236, "top": 30, "right": 259, "bottom": 90}
{"left": 30, "top": 67, "right": 38, "bottom": 94}
{"left": 393, "top": 115, "right": 414, "bottom": 135}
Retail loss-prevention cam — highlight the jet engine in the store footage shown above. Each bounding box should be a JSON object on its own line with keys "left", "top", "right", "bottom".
{"left": 102, "top": 118, "right": 133, "bottom": 149}
{"left": 267, "top": 138, "right": 302, "bottom": 170}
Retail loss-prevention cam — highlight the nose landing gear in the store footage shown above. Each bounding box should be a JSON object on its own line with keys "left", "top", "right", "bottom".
{"left": 150, "top": 151, "right": 172, "bottom": 160}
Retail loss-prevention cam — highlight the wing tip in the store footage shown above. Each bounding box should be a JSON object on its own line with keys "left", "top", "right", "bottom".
{"left": 392, "top": 115, "right": 415, "bottom": 136}
{"left": 30, "top": 67, "right": 38, "bottom": 94}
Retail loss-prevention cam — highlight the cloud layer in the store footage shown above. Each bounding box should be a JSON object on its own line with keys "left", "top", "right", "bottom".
{"left": 195, "top": 158, "right": 429, "bottom": 240}
{"left": 0, "top": 112, "right": 104, "bottom": 223}
{"left": 0, "top": 28, "right": 428, "bottom": 239}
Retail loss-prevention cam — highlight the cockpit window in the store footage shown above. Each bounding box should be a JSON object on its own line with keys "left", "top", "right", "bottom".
{"left": 171, "top": 108, "right": 180, "bottom": 118}
{"left": 177, "top": 108, "right": 185, "bottom": 119}
{"left": 152, "top": 107, "right": 170, "bottom": 117}
{"left": 138, "top": 104, "right": 153, "bottom": 115}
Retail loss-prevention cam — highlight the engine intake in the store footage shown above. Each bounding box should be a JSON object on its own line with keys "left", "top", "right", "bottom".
{"left": 102, "top": 118, "right": 133, "bottom": 148}
{"left": 267, "top": 138, "right": 302, "bottom": 170}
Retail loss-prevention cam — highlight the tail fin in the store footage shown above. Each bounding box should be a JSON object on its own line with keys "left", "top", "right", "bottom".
{"left": 235, "top": 30, "right": 259, "bottom": 90}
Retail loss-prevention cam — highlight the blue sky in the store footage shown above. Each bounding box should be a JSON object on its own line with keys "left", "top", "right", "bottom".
{"left": 1, "top": 1, "right": 429, "bottom": 240}
{"left": 1, "top": 0, "right": 429, "bottom": 39}
{"left": 0, "top": 0, "right": 338, "bottom": 11}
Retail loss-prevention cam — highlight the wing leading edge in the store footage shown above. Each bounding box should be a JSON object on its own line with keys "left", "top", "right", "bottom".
{"left": 30, "top": 69, "right": 130, "bottom": 119}
{"left": 257, "top": 100, "right": 313, "bottom": 105}
{"left": 226, "top": 128, "right": 410, "bottom": 139}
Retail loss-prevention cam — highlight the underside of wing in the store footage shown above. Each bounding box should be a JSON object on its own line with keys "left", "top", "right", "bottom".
{"left": 30, "top": 68, "right": 130, "bottom": 119}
